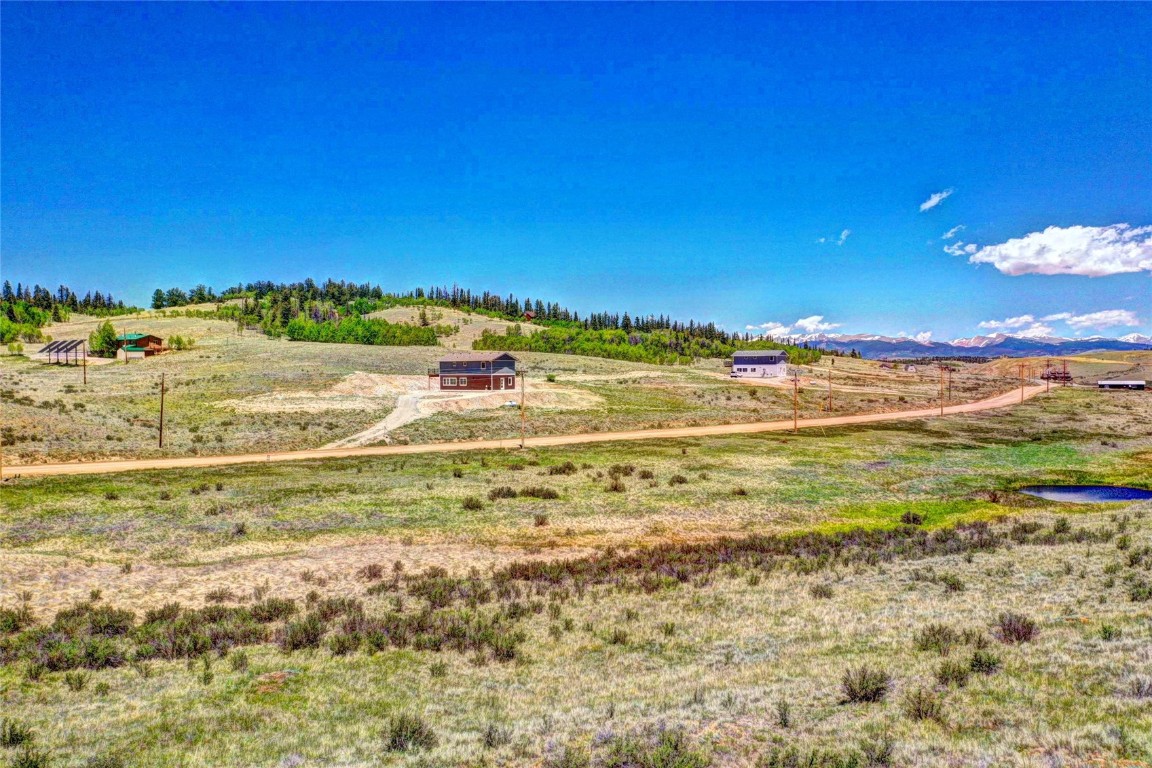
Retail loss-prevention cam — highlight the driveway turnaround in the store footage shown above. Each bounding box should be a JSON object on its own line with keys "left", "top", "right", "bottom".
{"left": 1, "top": 385, "right": 1047, "bottom": 479}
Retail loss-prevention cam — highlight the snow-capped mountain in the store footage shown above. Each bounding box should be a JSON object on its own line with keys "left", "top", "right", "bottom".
{"left": 771, "top": 331, "right": 1151, "bottom": 359}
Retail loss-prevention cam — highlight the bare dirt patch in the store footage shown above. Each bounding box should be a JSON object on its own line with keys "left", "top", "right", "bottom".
{"left": 217, "top": 372, "right": 426, "bottom": 414}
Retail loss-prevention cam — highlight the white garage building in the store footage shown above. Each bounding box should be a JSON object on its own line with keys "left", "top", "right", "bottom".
{"left": 730, "top": 349, "right": 789, "bottom": 379}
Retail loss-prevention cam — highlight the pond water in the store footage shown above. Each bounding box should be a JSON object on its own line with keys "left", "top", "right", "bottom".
{"left": 1019, "top": 485, "right": 1152, "bottom": 503}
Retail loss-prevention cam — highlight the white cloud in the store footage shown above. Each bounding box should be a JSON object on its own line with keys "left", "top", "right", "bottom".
{"left": 964, "top": 224, "right": 1152, "bottom": 277}
{"left": 942, "top": 225, "right": 965, "bottom": 240}
{"left": 817, "top": 237, "right": 826, "bottom": 244}
{"left": 837, "top": 229, "right": 851, "bottom": 246}
{"left": 978, "top": 314, "right": 1037, "bottom": 330}
{"left": 1063, "top": 309, "right": 1141, "bottom": 330}
{"left": 794, "top": 315, "right": 841, "bottom": 333}
{"left": 919, "top": 188, "right": 954, "bottom": 212}
{"left": 1012, "top": 324, "right": 1057, "bottom": 339}
{"left": 746, "top": 315, "right": 843, "bottom": 336}
{"left": 943, "top": 241, "right": 978, "bottom": 257}
{"left": 1041, "top": 312, "right": 1072, "bottom": 322}
{"left": 746, "top": 321, "right": 792, "bottom": 335}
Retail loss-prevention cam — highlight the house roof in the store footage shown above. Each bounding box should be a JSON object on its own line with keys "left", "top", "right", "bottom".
{"left": 732, "top": 350, "right": 787, "bottom": 359}
{"left": 1098, "top": 380, "right": 1145, "bottom": 385}
{"left": 439, "top": 351, "right": 518, "bottom": 362}
{"left": 115, "top": 333, "right": 154, "bottom": 341}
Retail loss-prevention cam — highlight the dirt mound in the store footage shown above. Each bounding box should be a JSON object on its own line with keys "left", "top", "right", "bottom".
{"left": 219, "top": 372, "right": 427, "bottom": 414}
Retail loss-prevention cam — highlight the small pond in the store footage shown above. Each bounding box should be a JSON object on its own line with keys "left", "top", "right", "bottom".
{"left": 1019, "top": 485, "right": 1152, "bottom": 503}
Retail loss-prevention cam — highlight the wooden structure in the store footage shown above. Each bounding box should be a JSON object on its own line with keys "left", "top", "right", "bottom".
{"left": 431, "top": 352, "right": 518, "bottom": 391}
{"left": 115, "top": 333, "right": 164, "bottom": 358}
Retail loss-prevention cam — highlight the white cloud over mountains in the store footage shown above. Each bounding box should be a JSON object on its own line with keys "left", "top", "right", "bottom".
{"left": 919, "top": 189, "right": 953, "bottom": 212}
{"left": 977, "top": 309, "right": 1141, "bottom": 337}
{"left": 746, "top": 315, "right": 842, "bottom": 336}
{"left": 955, "top": 224, "right": 1152, "bottom": 277}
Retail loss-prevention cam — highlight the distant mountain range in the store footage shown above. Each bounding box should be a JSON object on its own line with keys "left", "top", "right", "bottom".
{"left": 783, "top": 332, "right": 1152, "bottom": 359}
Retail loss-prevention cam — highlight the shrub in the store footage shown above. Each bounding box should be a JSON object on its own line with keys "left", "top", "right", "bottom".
{"left": 938, "top": 574, "right": 965, "bottom": 593}
{"left": 548, "top": 461, "right": 578, "bottom": 476}
{"left": 357, "top": 563, "right": 384, "bottom": 581}
{"left": 1, "top": 718, "right": 35, "bottom": 748}
{"left": 995, "top": 613, "right": 1037, "bottom": 644}
{"left": 608, "top": 627, "right": 628, "bottom": 645}
{"left": 385, "top": 711, "right": 438, "bottom": 752}
{"left": 668, "top": 474, "right": 689, "bottom": 486}
{"left": 732, "top": 487, "right": 748, "bottom": 496}
{"left": 809, "top": 583, "right": 834, "bottom": 600}
{"left": 229, "top": 650, "right": 249, "bottom": 672}
{"left": 606, "top": 478, "right": 626, "bottom": 493}
{"left": 1130, "top": 579, "right": 1152, "bottom": 602}
{"left": 1100, "top": 624, "right": 1122, "bottom": 641}
{"left": 534, "top": 513, "right": 549, "bottom": 527}
{"left": 452, "top": 468, "right": 464, "bottom": 479}
{"left": 205, "top": 588, "right": 236, "bottom": 603}
{"left": 1127, "top": 677, "right": 1152, "bottom": 699}
{"left": 936, "top": 659, "right": 971, "bottom": 687}
{"left": 1052, "top": 517, "right": 1071, "bottom": 534}
{"left": 232, "top": 522, "right": 247, "bottom": 537}
{"left": 488, "top": 486, "right": 517, "bottom": 501}
{"left": 602, "top": 728, "right": 709, "bottom": 768}
{"left": 9, "top": 745, "right": 51, "bottom": 768}
{"left": 841, "top": 665, "right": 890, "bottom": 703}
{"left": 428, "top": 661, "right": 448, "bottom": 678}
{"left": 278, "top": 614, "right": 326, "bottom": 652}
{"left": 914, "top": 623, "right": 959, "bottom": 655}
{"left": 608, "top": 464, "right": 635, "bottom": 478}
{"left": 900, "top": 510, "right": 924, "bottom": 526}
{"left": 250, "top": 598, "right": 297, "bottom": 623}
{"left": 482, "top": 722, "right": 512, "bottom": 749}
{"left": 64, "top": 670, "right": 90, "bottom": 691}
{"left": 968, "top": 649, "right": 1001, "bottom": 675}
{"left": 84, "top": 756, "right": 126, "bottom": 768}
{"left": 638, "top": 469, "right": 655, "bottom": 480}
{"left": 902, "top": 687, "right": 944, "bottom": 722}
{"left": 520, "top": 486, "right": 559, "bottom": 499}
{"left": 775, "top": 700, "right": 792, "bottom": 728}
{"left": 543, "top": 744, "right": 591, "bottom": 768}
{"left": 103, "top": 491, "right": 119, "bottom": 501}
{"left": 328, "top": 632, "right": 360, "bottom": 656}
{"left": 462, "top": 496, "right": 485, "bottom": 511}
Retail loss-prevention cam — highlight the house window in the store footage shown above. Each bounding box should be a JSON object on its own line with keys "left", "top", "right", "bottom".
{"left": 445, "top": 377, "right": 456, "bottom": 386}
{"left": 481, "top": 362, "right": 488, "bottom": 369}
{"left": 459, "top": 377, "right": 467, "bottom": 386}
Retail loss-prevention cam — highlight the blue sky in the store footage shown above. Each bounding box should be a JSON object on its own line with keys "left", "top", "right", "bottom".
{"left": 2, "top": 3, "right": 1149, "bottom": 340}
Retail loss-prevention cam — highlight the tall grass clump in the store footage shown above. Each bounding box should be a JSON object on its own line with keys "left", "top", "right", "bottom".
{"left": 841, "top": 665, "right": 890, "bottom": 703}
{"left": 384, "top": 711, "right": 438, "bottom": 752}
{"left": 1, "top": 719, "right": 35, "bottom": 748}
{"left": 995, "top": 613, "right": 1037, "bottom": 644}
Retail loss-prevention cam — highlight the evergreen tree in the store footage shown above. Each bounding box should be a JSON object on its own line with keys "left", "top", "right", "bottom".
{"left": 152, "top": 289, "right": 166, "bottom": 309}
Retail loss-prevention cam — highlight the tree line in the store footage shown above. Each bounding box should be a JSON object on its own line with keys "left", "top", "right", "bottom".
{"left": 1, "top": 281, "right": 137, "bottom": 344}
{"left": 473, "top": 326, "right": 825, "bottom": 366}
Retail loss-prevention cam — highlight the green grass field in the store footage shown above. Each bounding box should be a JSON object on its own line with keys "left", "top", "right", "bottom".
{"left": 1, "top": 385, "right": 1150, "bottom": 767}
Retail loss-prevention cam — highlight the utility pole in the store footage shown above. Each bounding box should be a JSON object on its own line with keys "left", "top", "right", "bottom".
{"left": 1062, "top": 359, "right": 1068, "bottom": 387}
{"left": 158, "top": 373, "right": 166, "bottom": 448}
{"left": 1045, "top": 358, "right": 1050, "bottom": 393}
{"left": 519, "top": 369, "right": 526, "bottom": 449}
{"left": 938, "top": 365, "right": 945, "bottom": 415}
{"left": 792, "top": 369, "right": 799, "bottom": 433}
{"left": 827, "top": 365, "right": 833, "bottom": 412}
{"left": 1018, "top": 362, "right": 1026, "bottom": 403}
{"left": 82, "top": 342, "right": 87, "bottom": 386}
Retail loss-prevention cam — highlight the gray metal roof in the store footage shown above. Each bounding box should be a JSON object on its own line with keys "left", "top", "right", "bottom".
{"left": 439, "top": 351, "right": 518, "bottom": 362}
{"left": 732, "top": 349, "right": 787, "bottom": 358}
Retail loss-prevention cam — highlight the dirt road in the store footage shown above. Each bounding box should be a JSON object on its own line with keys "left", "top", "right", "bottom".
{"left": 0, "top": 385, "right": 1047, "bottom": 479}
